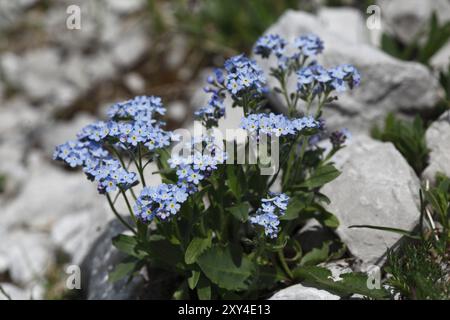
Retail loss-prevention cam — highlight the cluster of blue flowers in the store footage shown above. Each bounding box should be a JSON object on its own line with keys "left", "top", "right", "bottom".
{"left": 134, "top": 184, "right": 189, "bottom": 221}
{"left": 294, "top": 34, "right": 324, "bottom": 57}
{"left": 75, "top": 96, "right": 172, "bottom": 152}
{"left": 85, "top": 158, "right": 138, "bottom": 193}
{"left": 223, "top": 54, "right": 267, "bottom": 96}
{"left": 54, "top": 139, "right": 138, "bottom": 194}
{"left": 133, "top": 136, "right": 227, "bottom": 222}
{"left": 54, "top": 96, "right": 172, "bottom": 194}
{"left": 169, "top": 136, "right": 227, "bottom": 188}
{"left": 108, "top": 95, "right": 166, "bottom": 120}
{"left": 250, "top": 193, "right": 290, "bottom": 238}
{"left": 240, "top": 113, "right": 319, "bottom": 138}
{"left": 254, "top": 33, "right": 360, "bottom": 99}
{"left": 297, "top": 64, "right": 361, "bottom": 96}
{"left": 254, "top": 33, "right": 323, "bottom": 70}
{"left": 254, "top": 34, "right": 287, "bottom": 59}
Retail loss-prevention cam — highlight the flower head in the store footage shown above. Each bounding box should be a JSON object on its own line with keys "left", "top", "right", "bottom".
{"left": 294, "top": 34, "right": 324, "bottom": 57}
{"left": 240, "top": 113, "right": 319, "bottom": 138}
{"left": 250, "top": 193, "right": 290, "bottom": 238}
{"left": 134, "top": 184, "right": 189, "bottom": 222}
{"left": 254, "top": 34, "right": 287, "bottom": 59}
{"left": 223, "top": 54, "right": 267, "bottom": 97}
{"left": 297, "top": 64, "right": 360, "bottom": 97}
{"left": 330, "top": 128, "right": 351, "bottom": 148}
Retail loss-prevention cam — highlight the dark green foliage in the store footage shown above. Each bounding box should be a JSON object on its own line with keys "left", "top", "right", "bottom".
{"left": 424, "top": 174, "right": 450, "bottom": 254}
{"left": 293, "top": 266, "right": 389, "bottom": 299}
{"left": 153, "top": 0, "right": 299, "bottom": 54}
{"left": 381, "top": 12, "right": 450, "bottom": 65}
{"left": 386, "top": 241, "right": 449, "bottom": 300}
{"left": 385, "top": 175, "right": 450, "bottom": 300}
{"left": 372, "top": 113, "right": 429, "bottom": 175}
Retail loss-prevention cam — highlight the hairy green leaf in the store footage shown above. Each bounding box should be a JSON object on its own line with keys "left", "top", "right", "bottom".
{"left": 185, "top": 234, "right": 212, "bottom": 265}
{"left": 197, "top": 246, "right": 255, "bottom": 291}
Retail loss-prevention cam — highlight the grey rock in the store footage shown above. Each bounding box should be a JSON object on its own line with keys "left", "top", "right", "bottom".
{"left": 124, "top": 73, "right": 145, "bottom": 94}
{"left": 0, "top": 283, "right": 28, "bottom": 300}
{"left": 0, "top": 230, "right": 55, "bottom": 286}
{"left": 423, "top": 111, "right": 450, "bottom": 184}
{"left": 85, "top": 52, "right": 117, "bottom": 83}
{"left": 44, "top": 1, "right": 122, "bottom": 49}
{"left": 51, "top": 210, "right": 110, "bottom": 265}
{"left": 168, "top": 101, "right": 189, "bottom": 122}
{"left": 2, "top": 152, "right": 108, "bottom": 231}
{"left": 0, "top": 0, "right": 37, "bottom": 30}
{"left": 82, "top": 219, "right": 179, "bottom": 300}
{"left": 112, "top": 31, "right": 148, "bottom": 68}
{"left": 269, "top": 283, "right": 340, "bottom": 300}
{"left": 0, "top": 283, "right": 43, "bottom": 300}
{"left": 105, "top": 0, "right": 146, "bottom": 14}
{"left": 166, "top": 36, "right": 188, "bottom": 70}
{"left": 319, "top": 260, "right": 353, "bottom": 282}
{"left": 1, "top": 49, "right": 79, "bottom": 108}
{"left": 39, "top": 113, "right": 96, "bottom": 157}
{"left": 431, "top": 40, "right": 450, "bottom": 72}
{"left": 256, "top": 10, "right": 442, "bottom": 134}
{"left": 0, "top": 143, "right": 27, "bottom": 198}
{"left": 321, "top": 135, "right": 420, "bottom": 265}
{"left": 0, "top": 98, "right": 46, "bottom": 145}
{"left": 378, "top": 0, "right": 450, "bottom": 45}
{"left": 0, "top": 99, "right": 45, "bottom": 196}
{"left": 317, "top": 7, "right": 370, "bottom": 45}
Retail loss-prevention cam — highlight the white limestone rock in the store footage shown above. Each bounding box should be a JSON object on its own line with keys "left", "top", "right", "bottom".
{"left": 321, "top": 136, "right": 421, "bottom": 265}
{"left": 423, "top": 111, "right": 450, "bottom": 183}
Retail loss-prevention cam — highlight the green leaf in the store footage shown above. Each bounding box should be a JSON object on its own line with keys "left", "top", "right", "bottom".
{"left": 226, "top": 165, "right": 241, "bottom": 200}
{"left": 109, "top": 260, "right": 137, "bottom": 283}
{"left": 293, "top": 266, "right": 389, "bottom": 299}
{"left": 147, "top": 236, "right": 184, "bottom": 268}
{"left": 197, "top": 245, "right": 255, "bottom": 291}
{"left": 348, "top": 225, "right": 421, "bottom": 240}
{"left": 314, "top": 204, "right": 340, "bottom": 229}
{"left": 185, "top": 234, "right": 212, "bottom": 265}
{"left": 197, "top": 276, "right": 211, "bottom": 300}
{"left": 227, "top": 202, "right": 250, "bottom": 222}
{"left": 188, "top": 270, "right": 201, "bottom": 290}
{"left": 300, "top": 241, "right": 330, "bottom": 266}
{"left": 425, "top": 188, "right": 448, "bottom": 220}
{"left": 299, "top": 164, "right": 341, "bottom": 189}
{"left": 280, "top": 195, "right": 307, "bottom": 221}
{"left": 257, "top": 265, "right": 288, "bottom": 290}
{"left": 112, "top": 234, "right": 145, "bottom": 259}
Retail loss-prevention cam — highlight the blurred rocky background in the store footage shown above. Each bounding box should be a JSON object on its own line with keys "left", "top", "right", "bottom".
{"left": 0, "top": 0, "right": 449, "bottom": 300}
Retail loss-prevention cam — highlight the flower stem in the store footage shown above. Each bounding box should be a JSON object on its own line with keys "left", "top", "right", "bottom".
{"left": 277, "top": 249, "right": 293, "bottom": 279}
{"left": 279, "top": 74, "right": 294, "bottom": 116}
{"left": 110, "top": 146, "right": 137, "bottom": 200}
{"left": 106, "top": 193, "right": 137, "bottom": 235}
{"left": 121, "top": 190, "right": 137, "bottom": 224}
{"left": 137, "top": 144, "right": 147, "bottom": 187}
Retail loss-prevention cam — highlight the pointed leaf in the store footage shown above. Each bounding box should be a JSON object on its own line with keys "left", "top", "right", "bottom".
{"left": 293, "top": 266, "right": 389, "bottom": 299}
{"left": 185, "top": 234, "right": 212, "bottom": 265}
{"left": 299, "top": 164, "right": 341, "bottom": 189}
{"left": 197, "top": 246, "right": 255, "bottom": 291}
{"left": 227, "top": 202, "right": 250, "bottom": 222}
